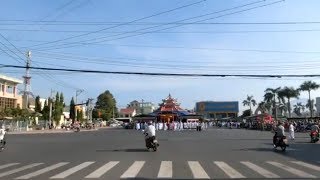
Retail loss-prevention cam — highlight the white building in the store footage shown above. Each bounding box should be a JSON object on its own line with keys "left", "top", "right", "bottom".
{"left": 0, "top": 74, "right": 23, "bottom": 110}
{"left": 128, "top": 100, "right": 155, "bottom": 115}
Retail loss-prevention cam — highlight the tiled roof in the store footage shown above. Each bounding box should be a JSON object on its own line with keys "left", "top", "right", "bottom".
{"left": 120, "top": 108, "right": 135, "bottom": 114}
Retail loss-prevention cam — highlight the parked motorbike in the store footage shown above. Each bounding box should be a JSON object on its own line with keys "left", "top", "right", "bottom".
{"left": 274, "top": 136, "right": 289, "bottom": 151}
{"left": 310, "top": 131, "right": 319, "bottom": 143}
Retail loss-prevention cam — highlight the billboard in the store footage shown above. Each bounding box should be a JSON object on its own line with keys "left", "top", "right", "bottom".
{"left": 196, "top": 101, "right": 239, "bottom": 113}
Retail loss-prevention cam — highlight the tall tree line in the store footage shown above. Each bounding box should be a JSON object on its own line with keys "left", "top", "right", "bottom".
{"left": 242, "top": 80, "right": 320, "bottom": 118}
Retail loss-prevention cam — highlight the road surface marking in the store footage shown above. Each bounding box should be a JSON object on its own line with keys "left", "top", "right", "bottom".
{"left": 85, "top": 161, "right": 119, "bottom": 178}
{"left": 214, "top": 161, "right": 245, "bottom": 178}
{"left": 15, "top": 162, "right": 69, "bottom": 179}
{"left": 290, "top": 161, "right": 320, "bottom": 171}
{"left": 120, "top": 161, "right": 145, "bottom": 178}
{"left": 240, "top": 161, "right": 279, "bottom": 178}
{"left": 0, "top": 163, "right": 20, "bottom": 170}
{"left": 188, "top": 161, "right": 210, "bottom": 179}
{"left": 50, "top": 162, "right": 95, "bottom": 179}
{"left": 157, "top": 161, "right": 172, "bottom": 178}
{"left": 0, "top": 163, "right": 43, "bottom": 178}
{"left": 267, "top": 161, "right": 316, "bottom": 178}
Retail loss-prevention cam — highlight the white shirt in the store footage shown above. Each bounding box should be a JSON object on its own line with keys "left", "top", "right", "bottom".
{"left": 0, "top": 128, "right": 6, "bottom": 140}
{"left": 289, "top": 124, "right": 294, "bottom": 131}
{"left": 145, "top": 125, "right": 156, "bottom": 137}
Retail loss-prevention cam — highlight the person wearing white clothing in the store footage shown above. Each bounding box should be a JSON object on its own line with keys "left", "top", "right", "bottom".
{"left": 143, "top": 121, "right": 156, "bottom": 148}
{"left": 0, "top": 125, "right": 6, "bottom": 150}
{"left": 289, "top": 122, "right": 295, "bottom": 140}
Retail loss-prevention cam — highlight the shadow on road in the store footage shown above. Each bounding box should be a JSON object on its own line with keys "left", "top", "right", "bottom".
{"left": 96, "top": 148, "right": 149, "bottom": 152}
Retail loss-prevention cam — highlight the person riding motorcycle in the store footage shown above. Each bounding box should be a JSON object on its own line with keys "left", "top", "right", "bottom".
{"left": 310, "top": 123, "right": 320, "bottom": 138}
{"left": 273, "top": 121, "right": 285, "bottom": 147}
{"left": 144, "top": 121, "right": 156, "bottom": 148}
{"left": 0, "top": 125, "right": 6, "bottom": 150}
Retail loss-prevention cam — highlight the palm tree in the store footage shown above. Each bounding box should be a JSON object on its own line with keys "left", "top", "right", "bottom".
{"left": 264, "top": 87, "right": 281, "bottom": 119}
{"left": 306, "top": 100, "right": 316, "bottom": 116}
{"left": 293, "top": 102, "right": 304, "bottom": 117}
{"left": 242, "top": 95, "right": 257, "bottom": 115}
{"left": 278, "top": 87, "right": 300, "bottom": 118}
{"left": 299, "top": 81, "right": 320, "bottom": 117}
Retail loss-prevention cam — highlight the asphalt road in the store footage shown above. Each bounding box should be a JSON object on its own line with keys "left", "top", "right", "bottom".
{"left": 1, "top": 127, "right": 320, "bottom": 179}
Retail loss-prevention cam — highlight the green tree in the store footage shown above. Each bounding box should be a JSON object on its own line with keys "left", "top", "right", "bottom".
{"left": 35, "top": 96, "right": 42, "bottom": 113}
{"left": 299, "top": 81, "right": 320, "bottom": 117}
{"left": 53, "top": 92, "right": 65, "bottom": 126}
{"left": 293, "top": 102, "right": 304, "bottom": 117}
{"left": 278, "top": 87, "right": 300, "bottom": 118}
{"left": 95, "top": 90, "right": 117, "bottom": 120}
{"left": 42, "top": 100, "right": 50, "bottom": 120}
{"left": 69, "top": 97, "right": 75, "bottom": 122}
{"left": 241, "top": 109, "right": 251, "bottom": 118}
{"left": 264, "top": 87, "right": 281, "bottom": 119}
{"left": 242, "top": 95, "right": 256, "bottom": 116}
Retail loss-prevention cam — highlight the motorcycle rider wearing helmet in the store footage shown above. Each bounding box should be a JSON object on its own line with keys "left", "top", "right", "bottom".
{"left": 273, "top": 121, "right": 285, "bottom": 147}
{"left": 144, "top": 121, "right": 156, "bottom": 148}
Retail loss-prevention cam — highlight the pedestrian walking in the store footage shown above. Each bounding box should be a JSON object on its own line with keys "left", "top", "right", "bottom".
{"left": 289, "top": 122, "right": 295, "bottom": 140}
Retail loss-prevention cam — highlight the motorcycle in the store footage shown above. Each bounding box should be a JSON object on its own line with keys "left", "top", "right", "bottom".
{"left": 274, "top": 136, "right": 289, "bottom": 151}
{"left": 142, "top": 130, "right": 159, "bottom": 151}
{"left": 310, "top": 131, "right": 319, "bottom": 143}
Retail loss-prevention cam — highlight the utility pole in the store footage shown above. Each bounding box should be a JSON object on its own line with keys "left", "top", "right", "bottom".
{"left": 75, "top": 89, "right": 84, "bottom": 121}
{"left": 22, "top": 51, "right": 33, "bottom": 131}
{"left": 22, "top": 51, "right": 33, "bottom": 109}
{"left": 49, "top": 89, "right": 55, "bottom": 129}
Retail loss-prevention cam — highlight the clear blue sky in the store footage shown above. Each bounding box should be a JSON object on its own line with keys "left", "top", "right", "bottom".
{"left": 1, "top": 0, "right": 320, "bottom": 112}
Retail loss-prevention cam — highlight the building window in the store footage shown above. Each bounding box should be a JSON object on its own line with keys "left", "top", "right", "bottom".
{"left": 0, "top": 97, "right": 15, "bottom": 109}
{"left": 6, "top": 86, "right": 13, "bottom": 94}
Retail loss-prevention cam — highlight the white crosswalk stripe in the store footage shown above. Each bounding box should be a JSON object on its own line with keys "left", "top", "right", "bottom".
{"left": 0, "top": 163, "right": 43, "bottom": 178}
{"left": 50, "top": 162, "right": 95, "bottom": 179}
{"left": 240, "top": 161, "right": 279, "bottom": 178}
{"left": 2, "top": 160, "right": 320, "bottom": 179}
{"left": 15, "top": 162, "right": 69, "bottom": 179}
{"left": 214, "top": 161, "right": 245, "bottom": 179}
{"left": 120, "top": 161, "right": 145, "bottom": 178}
{"left": 267, "top": 161, "right": 317, "bottom": 178}
{"left": 290, "top": 161, "right": 320, "bottom": 171}
{"left": 188, "top": 161, "right": 210, "bottom": 179}
{"left": 0, "top": 163, "right": 20, "bottom": 170}
{"left": 85, "top": 161, "right": 119, "bottom": 178}
{"left": 157, "top": 161, "right": 172, "bottom": 178}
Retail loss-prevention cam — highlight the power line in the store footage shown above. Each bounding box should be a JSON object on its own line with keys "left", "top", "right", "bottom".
{"left": 28, "top": 0, "right": 207, "bottom": 48}
{"left": 35, "top": 0, "right": 285, "bottom": 51}
{"left": 1, "top": 64, "right": 320, "bottom": 78}
{"left": 1, "top": 28, "right": 320, "bottom": 34}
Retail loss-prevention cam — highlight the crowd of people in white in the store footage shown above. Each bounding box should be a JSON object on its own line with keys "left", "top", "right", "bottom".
{"left": 135, "top": 121, "right": 213, "bottom": 130}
